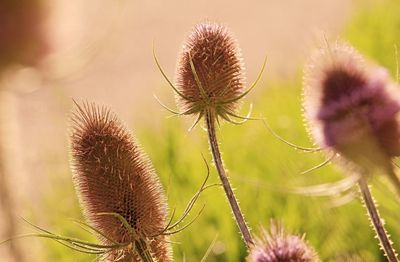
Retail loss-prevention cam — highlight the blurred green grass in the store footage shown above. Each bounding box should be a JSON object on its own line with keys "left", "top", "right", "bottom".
{"left": 34, "top": 0, "right": 400, "bottom": 260}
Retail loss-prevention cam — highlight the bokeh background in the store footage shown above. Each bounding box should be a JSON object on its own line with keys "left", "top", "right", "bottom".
{"left": 0, "top": 0, "right": 399, "bottom": 261}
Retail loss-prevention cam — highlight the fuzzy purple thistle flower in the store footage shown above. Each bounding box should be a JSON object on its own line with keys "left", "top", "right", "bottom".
{"left": 247, "top": 223, "right": 318, "bottom": 262}
{"left": 303, "top": 42, "right": 400, "bottom": 170}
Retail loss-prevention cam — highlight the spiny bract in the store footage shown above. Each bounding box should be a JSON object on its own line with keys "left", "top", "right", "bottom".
{"left": 70, "top": 102, "right": 172, "bottom": 261}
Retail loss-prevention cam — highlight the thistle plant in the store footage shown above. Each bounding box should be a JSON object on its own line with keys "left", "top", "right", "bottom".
{"left": 247, "top": 222, "right": 318, "bottom": 262}
{"left": 154, "top": 21, "right": 266, "bottom": 248}
{"left": 303, "top": 41, "right": 400, "bottom": 261}
{"left": 1, "top": 100, "right": 215, "bottom": 261}
{"left": 70, "top": 101, "right": 172, "bottom": 261}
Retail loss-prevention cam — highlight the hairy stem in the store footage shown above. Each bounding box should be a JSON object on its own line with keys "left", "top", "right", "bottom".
{"left": 205, "top": 110, "right": 253, "bottom": 247}
{"left": 358, "top": 176, "right": 398, "bottom": 262}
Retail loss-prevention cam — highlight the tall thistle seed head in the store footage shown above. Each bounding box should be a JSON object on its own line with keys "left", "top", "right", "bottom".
{"left": 247, "top": 223, "right": 318, "bottom": 262}
{"left": 175, "top": 22, "right": 246, "bottom": 121}
{"left": 303, "top": 42, "right": 400, "bottom": 170}
{"left": 70, "top": 102, "right": 172, "bottom": 261}
{"left": 0, "top": 0, "right": 49, "bottom": 71}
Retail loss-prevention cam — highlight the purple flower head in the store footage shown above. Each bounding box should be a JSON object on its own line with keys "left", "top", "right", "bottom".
{"left": 247, "top": 223, "right": 318, "bottom": 262}
{"left": 303, "top": 42, "right": 400, "bottom": 169}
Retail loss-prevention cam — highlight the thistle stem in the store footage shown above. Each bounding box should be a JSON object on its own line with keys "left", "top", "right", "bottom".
{"left": 205, "top": 110, "right": 253, "bottom": 247}
{"left": 358, "top": 176, "right": 398, "bottom": 262}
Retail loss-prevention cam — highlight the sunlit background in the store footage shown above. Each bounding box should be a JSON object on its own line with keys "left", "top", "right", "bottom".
{"left": 0, "top": 0, "right": 399, "bottom": 261}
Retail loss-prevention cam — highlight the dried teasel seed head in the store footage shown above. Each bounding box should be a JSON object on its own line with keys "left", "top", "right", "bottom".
{"left": 247, "top": 223, "right": 319, "bottom": 262}
{"left": 0, "top": 0, "right": 49, "bottom": 71}
{"left": 303, "top": 42, "right": 400, "bottom": 170}
{"left": 70, "top": 102, "right": 172, "bottom": 261}
{"left": 175, "top": 22, "right": 246, "bottom": 121}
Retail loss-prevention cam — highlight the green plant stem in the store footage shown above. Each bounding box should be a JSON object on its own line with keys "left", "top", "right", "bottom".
{"left": 358, "top": 176, "right": 398, "bottom": 262}
{"left": 205, "top": 110, "right": 253, "bottom": 248}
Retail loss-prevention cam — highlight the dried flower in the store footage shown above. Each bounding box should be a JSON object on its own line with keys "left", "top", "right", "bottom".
{"left": 247, "top": 223, "right": 318, "bottom": 262}
{"left": 303, "top": 42, "right": 400, "bottom": 170}
{"left": 70, "top": 102, "right": 172, "bottom": 261}
{"left": 153, "top": 21, "right": 261, "bottom": 247}
{"left": 175, "top": 22, "right": 246, "bottom": 122}
{"left": 0, "top": 0, "right": 49, "bottom": 71}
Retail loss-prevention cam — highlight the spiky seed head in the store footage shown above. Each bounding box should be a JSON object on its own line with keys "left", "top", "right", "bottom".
{"left": 70, "top": 102, "right": 172, "bottom": 261}
{"left": 175, "top": 22, "right": 246, "bottom": 121}
{"left": 247, "top": 223, "right": 318, "bottom": 262}
{"left": 303, "top": 42, "right": 400, "bottom": 170}
{"left": 0, "top": 0, "right": 49, "bottom": 71}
